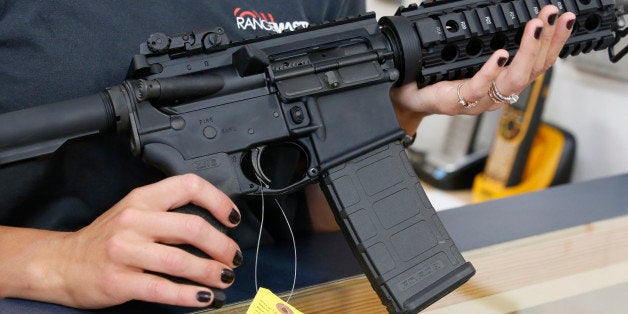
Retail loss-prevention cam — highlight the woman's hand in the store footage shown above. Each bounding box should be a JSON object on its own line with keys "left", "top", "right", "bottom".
{"left": 391, "top": 6, "right": 576, "bottom": 135}
{"left": 0, "top": 174, "right": 240, "bottom": 309}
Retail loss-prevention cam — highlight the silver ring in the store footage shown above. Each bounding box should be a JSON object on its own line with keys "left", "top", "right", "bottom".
{"left": 457, "top": 83, "right": 478, "bottom": 109}
{"left": 489, "top": 81, "right": 519, "bottom": 104}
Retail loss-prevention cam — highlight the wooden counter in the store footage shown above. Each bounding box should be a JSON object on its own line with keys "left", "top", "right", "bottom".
{"left": 211, "top": 214, "right": 628, "bottom": 313}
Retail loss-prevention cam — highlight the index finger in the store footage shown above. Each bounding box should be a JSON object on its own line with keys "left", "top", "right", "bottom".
{"left": 496, "top": 18, "right": 545, "bottom": 94}
{"left": 126, "top": 174, "right": 241, "bottom": 227}
{"left": 544, "top": 12, "right": 576, "bottom": 69}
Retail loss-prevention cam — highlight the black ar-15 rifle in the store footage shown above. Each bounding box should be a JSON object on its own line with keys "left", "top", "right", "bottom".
{"left": 0, "top": 0, "right": 625, "bottom": 313}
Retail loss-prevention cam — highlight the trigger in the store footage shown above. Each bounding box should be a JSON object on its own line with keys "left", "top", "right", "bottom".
{"left": 251, "top": 146, "right": 272, "bottom": 187}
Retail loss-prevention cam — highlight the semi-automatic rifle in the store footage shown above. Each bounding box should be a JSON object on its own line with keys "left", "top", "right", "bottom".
{"left": 1, "top": 0, "right": 625, "bottom": 312}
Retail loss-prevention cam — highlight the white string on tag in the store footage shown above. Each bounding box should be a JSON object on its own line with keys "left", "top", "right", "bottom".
{"left": 274, "top": 198, "right": 298, "bottom": 302}
{"left": 253, "top": 177, "right": 298, "bottom": 303}
{"left": 253, "top": 177, "right": 266, "bottom": 293}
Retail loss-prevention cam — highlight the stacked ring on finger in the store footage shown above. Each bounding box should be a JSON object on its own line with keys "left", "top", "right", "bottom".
{"left": 457, "top": 83, "right": 478, "bottom": 109}
{"left": 488, "top": 81, "right": 519, "bottom": 104}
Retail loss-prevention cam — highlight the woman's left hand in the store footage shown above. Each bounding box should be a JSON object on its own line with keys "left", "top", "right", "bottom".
{"left": 390, "top": 5, "right": 576, "bottom": 135}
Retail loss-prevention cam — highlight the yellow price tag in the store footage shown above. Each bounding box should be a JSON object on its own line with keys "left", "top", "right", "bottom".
{"left": 246, "top": 287, "right": 303, "bottom": 314}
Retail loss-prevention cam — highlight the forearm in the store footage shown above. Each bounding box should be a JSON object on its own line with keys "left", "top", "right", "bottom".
{"left": 0, "top": 226, "right": 71, "bottom": 304}
{"left": 393, "top": 103, "right": 428, "bottom": 137}
{"left": 390, "top": 85, "right": 431, "bottom": 137}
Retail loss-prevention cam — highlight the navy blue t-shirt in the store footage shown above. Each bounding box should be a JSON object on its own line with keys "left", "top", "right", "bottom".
{"left": 0, "top": 1, "right": 365, "bottom": 248}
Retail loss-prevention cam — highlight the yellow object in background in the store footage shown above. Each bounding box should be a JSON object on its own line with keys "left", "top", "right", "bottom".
{"left": 472, "top": 123, "right": 567, "bottom": 202}
{"left": 481, "top": 73, "right": 550, "bottom": 188}
{"left": 472, "top": 66, "right": 576, "bottom": 202}
{"left": 247, "top": 288, "right": 303, "bottom": 314}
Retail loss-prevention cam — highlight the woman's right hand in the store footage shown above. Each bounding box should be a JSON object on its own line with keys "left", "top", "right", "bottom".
{"left": 0, "top": 174, "right": 241, "bottom": 309}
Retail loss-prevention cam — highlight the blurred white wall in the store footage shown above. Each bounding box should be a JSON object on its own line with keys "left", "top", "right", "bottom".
{"left": 544, "top": 53, "right": 628, "bottom": 182}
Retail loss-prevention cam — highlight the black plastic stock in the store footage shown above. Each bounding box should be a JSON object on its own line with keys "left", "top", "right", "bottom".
{"left": 0, "top": 93, "right": 115, "bottom": 165}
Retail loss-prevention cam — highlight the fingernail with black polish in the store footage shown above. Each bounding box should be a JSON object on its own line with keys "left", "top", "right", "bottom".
{"left": 566, "top": 19, "right": 575, "bottom": 30}
{"left": 233, "top": 250, "right": 243, "bottom": 267}
{"left": 534, "top": 27, "right": 543, "bottom": 40}
{"left": 197, "top": 290, "right": 212, "bottom": 303}
{"left": 548, "top": 13, "right": 558, "bottom": 26}
{"left": 228, "top": 208, "right": 241, "bottom": 225}
{"left": 498, "top": 57, "right": 508, "bottom": 67}
{"left": 221, "top": 268, "right": 235, "bottom": 284}
{"left": 211, "top": 289, "right": 226, "bottom": 308}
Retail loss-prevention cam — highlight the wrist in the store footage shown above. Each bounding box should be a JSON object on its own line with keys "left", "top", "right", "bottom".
{"left": 0, "top": 227, "right": 72, "bottom": 304}
{"left": 394, "top": 105, "right": 429, "bottom": 138}
{"left": 390, "top": 82, "right": 432, "bottom": 137}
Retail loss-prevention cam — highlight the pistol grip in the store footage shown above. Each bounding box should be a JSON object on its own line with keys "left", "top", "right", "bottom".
{"left": 320, "top": 141, "right": 474, "bottom": 313}
{"left": 142, "top": 143, "right": 231, "bottom": 290}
